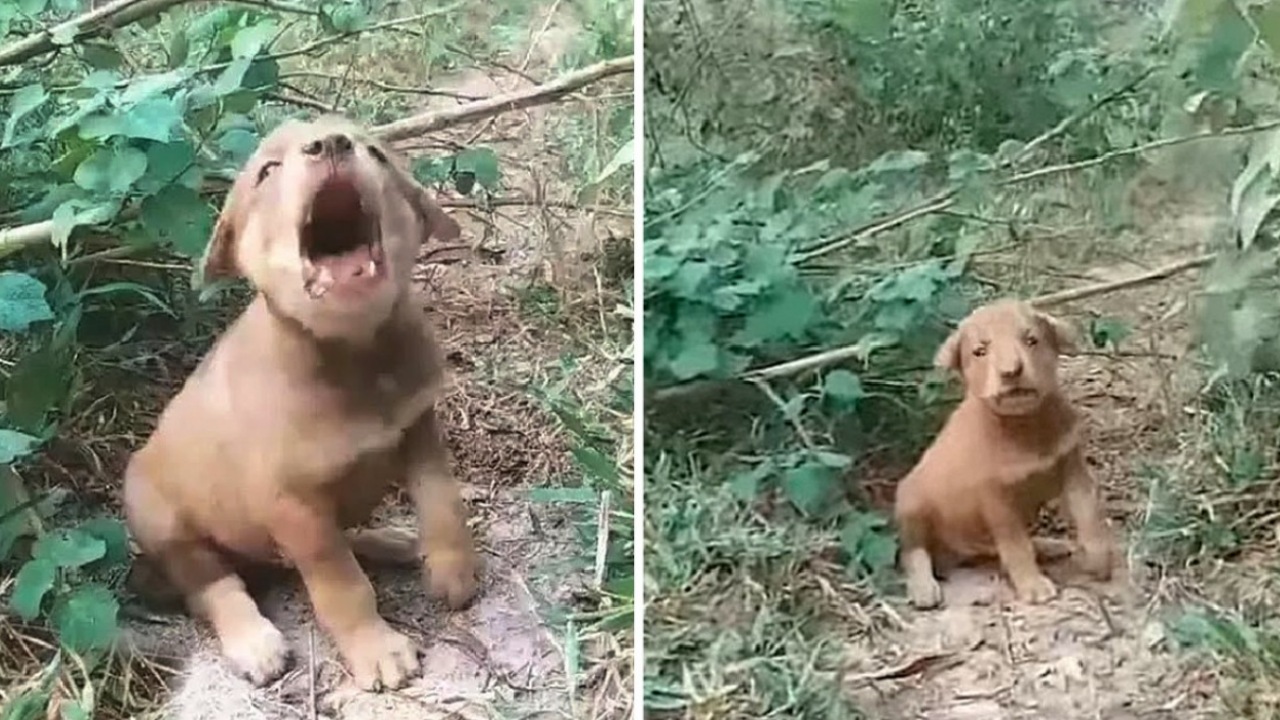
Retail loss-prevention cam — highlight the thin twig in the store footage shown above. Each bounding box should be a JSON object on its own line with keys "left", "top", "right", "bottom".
{"left": 1030, "top": 253, "right": 1216, "bottom": 307}
{"left": 751, "top": 377, "right": 815, "bottom": 448}
{"left": 1008, "top": 68, "right": 1154, "bottom": 167}
{"left": 375, "top": 55, "right": 633, "bottom": 141}
{"left": 795, "top": 119, "right": 1280, "bottom": 264}
{"left": 278, "top": 70, "right": 484, "bottom": 100}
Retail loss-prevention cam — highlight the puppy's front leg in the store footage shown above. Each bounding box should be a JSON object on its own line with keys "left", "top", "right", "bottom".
{"left": 981, "top": 492, "right": 1057, "bottom": 603}
{"left": 1061, "top": 448, "right": 1114, "bottom": 580}
{"left": 271, "top": 495, "right": 419, "bottom": 691}
{"left": 402, "top": 408, "right": 480, "bottom": 609}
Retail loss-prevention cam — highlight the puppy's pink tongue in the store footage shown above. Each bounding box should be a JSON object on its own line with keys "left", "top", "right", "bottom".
{"left": 305, "top": 245, "right": 376, "bottom": 299}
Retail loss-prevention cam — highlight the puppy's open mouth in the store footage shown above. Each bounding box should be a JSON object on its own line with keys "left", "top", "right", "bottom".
{"left": 300, "top": 173, "right": 385, "bottom": 299}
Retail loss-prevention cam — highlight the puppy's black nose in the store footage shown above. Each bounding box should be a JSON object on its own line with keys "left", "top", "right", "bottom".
{"left": 302, "top": 133, "right": 354, "bottom": 157}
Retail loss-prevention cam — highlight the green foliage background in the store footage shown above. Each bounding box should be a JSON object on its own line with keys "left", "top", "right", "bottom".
{"left": 644, "top": 0, "right": 1280, "bottom": 716}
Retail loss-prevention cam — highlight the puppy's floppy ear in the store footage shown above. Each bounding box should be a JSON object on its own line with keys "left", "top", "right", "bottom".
{"left": 198, "top": 191, "right": 244, "bottom": 285}
{"left": 414, "top": 184, "right": 460, "bottom": 243}
{"left": 1035, "top": 310, "right": 1079, "bottom": 355}
{"left": 934, "top": 326, "right": 964, "bottom": 371}
{"left": 386, "top": 155, "right": 461, "bottom": 243}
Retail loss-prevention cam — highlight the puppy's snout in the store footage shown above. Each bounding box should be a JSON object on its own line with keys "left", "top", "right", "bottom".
{"left": 997, "top": 356, "right": 1024, "bottom": 380}
{"left": 302, "top": 133, "right": 354, "bottom": 158}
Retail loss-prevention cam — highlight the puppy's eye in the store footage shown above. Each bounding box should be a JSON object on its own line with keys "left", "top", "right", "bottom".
{"left": 1025, "top": 335, "right": 1039, "bottom": 347}
{"left": 367, "top": 145, "right": 388, "bottom": 164}
{"left": 257, "top": 161, "right": 281, "bottom": 185}
{"left": 972, "top": 346, "right": 987, "bottom": 358}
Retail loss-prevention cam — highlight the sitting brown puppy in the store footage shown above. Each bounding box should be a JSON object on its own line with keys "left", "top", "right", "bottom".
{"left": 893, "top": 299, "right": 1115, "bottom": 609}
{"left": 123, "top": 116, "right": 480, "bottom": 690}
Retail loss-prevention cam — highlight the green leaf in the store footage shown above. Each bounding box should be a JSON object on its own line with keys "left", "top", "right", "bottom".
{"left": 782, "top": 462, "right": 836, "bottom": 515}
{"left": 1089, "top": 316, "right": 1132, "bottom": 350}
{"left": 167, "top": 28, "right": 190, "bottom": 68}
{"left": 737, "top": 289, "right": 817, "bottom": 345}
{"left": 119, "top": 70, "right": 187, "bottom": 106}
{"left": 840, "top": 512, "right": 898, "bottom": 574}
{"left": 139, "top": 140, "right": 202, "bottom": 194}
{"left": 10, "top": 558, "right": 56, "bottom": 621}
{"left": 0, "top": 429, "right": 40, "bottom": 464}
{"left": 319, "top": 0, "right": 369, "bottom": 33}
{"left": 214, "top": 58, "right": 252, "bottom": 96}
{"left": 455, "top": 147, "right": 500, "bottom": 190}
{"left": 121, "top": 97, "right": 184, "bottom": 142}
{"left": 139, "top": 185, "right": 215, "bottom": 257}
{"left": 34, "top": 528, "right": 106, "bottom": 568}
{"left": 829, "top": 0, "right": 890, "bottom": 40}
{"left": 52, "top": 583, "right": 119, "bottom": 652}
{"left": 18, "top": 0, "right": 48, "bottom": 15}
{"left": 822, "top": 370, "right": 865, "bottom": 407}
{"left": 5, "top": 344, "right": 72, "bottom": 433}
{"left": 70, "top": 144, "right": 148, "bottom": 194}
{"left": 231, "top": 21, "right": 277, "bottom": 59}
{"left": 1195, "top": 1, "right": 1254, "bottom": 91}
{"left": 0, "top": 272, "right": 53, "bottom": 332}
{"left": 3, "top": 83, "right": 47, "bottom": 148}
{"left": 571, "top": 445, "right": 620, "bottom": 483}
{"left": 411, "top": 156, "right": 451, "bottom": 185}
{"left": 527, "top": 486, "right": 597, "bottom": 504}
{"left": 1253, "top": 0, "right": 1280, "bottom": 55}
{"left": 81, "top": 42, "right": 123, "bottom": 70}
{"left": 217, "top": 127, "right": 260, "bottom": 166}
{"left": 593, "top": 138, "right": 633, "bottom": 186}
{"left": 866, "top": 149, "right": 929, "bottom": 175}
{"left": 50, "top": 200, "right": 117, "bottom": 249}
{"left": 668, "top": 339, "right": 719, "bottom": 380}
{"left": 76, "top": 517, "right": 129, "bottom": 568}
{"left": 728, "top": 460, "right": 775, "bottom": 500}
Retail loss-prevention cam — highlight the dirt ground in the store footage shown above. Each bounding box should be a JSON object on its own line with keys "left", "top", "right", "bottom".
{"left": 107, "top": 8, "right": 629, "bottom": 720}
{"left": 846, "top": 184, "right": 1231, "bottom": 718}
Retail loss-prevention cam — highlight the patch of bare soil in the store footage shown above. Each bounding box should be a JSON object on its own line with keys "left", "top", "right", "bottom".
{"left": 847, "top": 205, "right": 1227, "bottom": 718}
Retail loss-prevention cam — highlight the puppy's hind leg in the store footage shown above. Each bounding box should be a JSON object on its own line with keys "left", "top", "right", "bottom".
{"left": 124, "top": 472, "right": 290, "bottom": 685}
{"left": 401, "top": 408, "right": 481, "bottom": 609}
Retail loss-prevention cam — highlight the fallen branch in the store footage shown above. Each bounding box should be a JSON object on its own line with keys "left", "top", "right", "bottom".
{"left": 374, "top": 55, "right": 634, "bottom": 141}
{"left": 1030, "top": 253, "right": 1216, "bottom": 308}
{"left": 652, "top": 251, "right": 1221, "bottom": 401}
{"left": 0, "top": 0, "right": 193, "bottom": 67}
{"left": 0, "top": 55, "right": 633, "bottom": 254}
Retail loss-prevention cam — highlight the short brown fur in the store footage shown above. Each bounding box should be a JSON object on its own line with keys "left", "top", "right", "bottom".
{"left": 123, "top": 116, "right": 479, "bottom": 690}
{"left": 893, "top": 299, "right": 1116, "bottom": 609}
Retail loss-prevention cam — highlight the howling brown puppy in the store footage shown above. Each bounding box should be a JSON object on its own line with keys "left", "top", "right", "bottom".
{"left": 893, "top": 299, "right": 1115, "bottom": 609}
{"left": 123, "top": 116, "right": 479, "bottom": 691}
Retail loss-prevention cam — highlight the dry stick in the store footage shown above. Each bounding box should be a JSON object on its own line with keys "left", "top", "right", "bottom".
{"left": 0, "top": 0, "right": 192, "bottom": 67}
{"left": 0, "top": 55, "right": 634, "bottom": 254}
{"left": 1029, "top": 253, "right": 1217, "bottom": 308}
{"left": 375, "top": 55, "right": 633, "bottom": 141}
